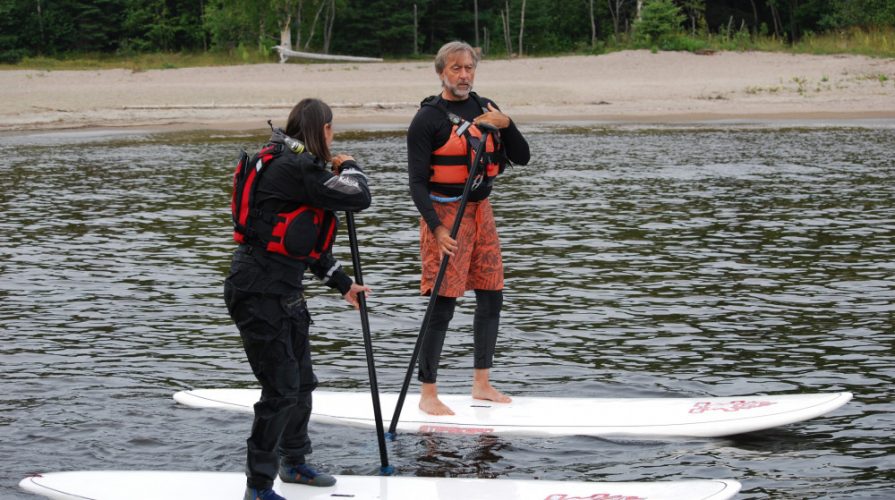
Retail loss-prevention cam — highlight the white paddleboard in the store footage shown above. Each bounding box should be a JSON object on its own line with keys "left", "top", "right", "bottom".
{"left": 174, "top": 389, "right": 851, "bottom": 438}
{"left": 19, "top": 471, "right": 741, "bottom": 500}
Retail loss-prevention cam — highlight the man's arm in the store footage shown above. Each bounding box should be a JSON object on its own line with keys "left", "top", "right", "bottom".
{"left": 407, "top": 109, "right": 443, "bottom": 233}
{"left": 499, "top": 120, "right": 530, "bottom": 166}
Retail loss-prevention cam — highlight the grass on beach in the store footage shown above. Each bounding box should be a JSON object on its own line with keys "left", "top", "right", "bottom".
{"left": 625, "top": 26, "right": 895, "bottom": 57}
{"left": 0, "top": 48, "right": 275, "bottom": 71}
{"left": 730, "top": 27, "right": 894, "bottom": 58}
{"left": 1, "top": 28, "right": 892, "bottom": 72}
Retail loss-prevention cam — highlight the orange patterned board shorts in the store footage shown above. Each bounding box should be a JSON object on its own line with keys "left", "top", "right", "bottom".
{"left": 420, "top": 198, "right": 504, "bottom": 298}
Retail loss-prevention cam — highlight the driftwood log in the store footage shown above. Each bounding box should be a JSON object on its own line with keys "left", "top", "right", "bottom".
{"left": 273, "top": 45, "right": 383, "bottom": 64}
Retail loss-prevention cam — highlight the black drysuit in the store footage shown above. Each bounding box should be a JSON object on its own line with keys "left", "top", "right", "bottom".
{"left": 224, "top": 130, "right": 371, "bottom": 490}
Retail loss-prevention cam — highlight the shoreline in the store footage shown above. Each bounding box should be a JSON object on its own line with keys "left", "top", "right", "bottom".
{"left": 2, "top": 50, "right": 894, "bottom": 135}
{"left": 6, "top": 111, "right": 893, "bottom": 140}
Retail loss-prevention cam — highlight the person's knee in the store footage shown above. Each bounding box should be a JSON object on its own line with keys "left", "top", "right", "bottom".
{"left": 298, "top": 374, "right": 318, "bottom": 395}
{"left": 474, "top": 289, "right": 502, "bottom": 317}
{"left": 253, "top": 336, "right": 306, "bottom": 399}
{"left": 255, "top": 394, "right": 300, "bottom": 417}
{"left": 430, "top": 296, "right": 457, "bottom": 326}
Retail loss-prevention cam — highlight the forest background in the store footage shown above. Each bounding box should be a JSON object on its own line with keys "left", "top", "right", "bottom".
{"left": 2, "top": 0, "right": 894, "bottom": 67}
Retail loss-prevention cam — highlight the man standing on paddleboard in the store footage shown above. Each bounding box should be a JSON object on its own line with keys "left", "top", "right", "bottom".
{"left": 406, "top": 41, "right": 530, "bottom": 415}
{"left": 225, "top": 98, "right": 372, "bottom": 500}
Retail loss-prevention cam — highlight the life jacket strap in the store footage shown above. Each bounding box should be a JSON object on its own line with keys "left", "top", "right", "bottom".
{"left": 429, "top": 193, "right": 462, "bottom": 203}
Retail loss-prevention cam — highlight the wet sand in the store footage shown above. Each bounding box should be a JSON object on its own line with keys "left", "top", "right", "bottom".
{"left": 2, "top": 50, "right": 894, "bottom": 133}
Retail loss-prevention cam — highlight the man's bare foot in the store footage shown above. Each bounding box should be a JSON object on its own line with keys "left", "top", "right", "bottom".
{"left": 472, "top": 369, "right": 512, "bottom": 403}
{"left": 472, "top": 383, "right": 512, "bottom": 403}
{"left": 419, "top": 383, "right": 455, "bottom": 415}
{"left": 419, "top": 396, "right": 454, "bottom": 415}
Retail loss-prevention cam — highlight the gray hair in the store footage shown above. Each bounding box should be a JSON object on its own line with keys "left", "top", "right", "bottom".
{"left": 434, "top": 41, "right": 479, "bottom": 74}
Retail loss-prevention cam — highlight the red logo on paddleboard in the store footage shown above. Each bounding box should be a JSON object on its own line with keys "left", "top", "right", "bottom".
{"left": 544, "top": 494, "right": 646, "bottom": 500}
{"left": 689, "top": 400, "right": 776, "bottom": 414}
{"left": 420, "top": 425, "right": 494, "bottom": 434}
{"left": 418, "top": 425, "right": 495, "bottom": 434}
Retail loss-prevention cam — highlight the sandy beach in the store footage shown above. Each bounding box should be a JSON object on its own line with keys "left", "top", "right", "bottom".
{"left": 1, "top": 50, "right": 894, "bottom": 133}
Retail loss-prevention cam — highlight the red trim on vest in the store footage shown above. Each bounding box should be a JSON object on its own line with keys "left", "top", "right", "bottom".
{"left": 231, "top": 146, "right": 336, "bottom": 260}
{"left": 265, "top": 205, "right": 333, "bottom": 259}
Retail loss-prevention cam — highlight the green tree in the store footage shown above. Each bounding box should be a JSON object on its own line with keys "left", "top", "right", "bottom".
{"left": 518, "top": 0, "right": 594, "bottom": 53}
{"left": 0, "top": 0, "right": 27, "bottom": 62}
{"left": 26, "top": 0, "right": 127, "bottom": 54}
{"left": 679, "top": 0, "right": 706, "bottom": 34}
{"left": 119, "top": 0, "right": 207, "bottom": 53}
{"left": 417, "top": 0, "right": 477, "bottom": 54}
{"left": 2, "top": 0, "right": 894, "bottom": 61}
{"left": 332, "top": 0, "right": 414, "bottom": 56}
{"left": 824, "top": 0, "right": 895, "bottom": 29}
{"left": 205, "top": 0, "right": 276, "bottom": 52}
{"left": 633, "top": 0, "right": 685, "bottom": 46}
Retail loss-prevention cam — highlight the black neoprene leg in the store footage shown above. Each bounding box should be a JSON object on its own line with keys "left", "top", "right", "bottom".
{"left": 417, "top": 295, "right": 457, "bottom": 383}
{"left": 473, "top": 289, "right": 503, "bottom": 369}
{"left": 225, "top": 285, "right": 313, "bottom": 490}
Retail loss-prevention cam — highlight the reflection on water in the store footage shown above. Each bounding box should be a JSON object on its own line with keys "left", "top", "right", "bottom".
{"left": 1, "top": 125, "right": 893, "bottom": 499}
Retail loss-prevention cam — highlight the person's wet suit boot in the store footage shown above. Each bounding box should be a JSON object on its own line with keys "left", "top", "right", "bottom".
{"left": 243, "top": 486, "right": 286, "bottom": 500}
{"left": 279, "top": 462, "right": 337, "bottom": 487}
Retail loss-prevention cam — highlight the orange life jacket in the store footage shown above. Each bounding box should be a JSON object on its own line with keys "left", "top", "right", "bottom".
{"left": 430, "top": 124, "right": 500, "bottom": 184}
{"left": 424, "top": 94, "right": 504, "bottom": 186}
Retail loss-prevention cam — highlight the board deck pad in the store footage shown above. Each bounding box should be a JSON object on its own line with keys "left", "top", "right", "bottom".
{"left": 174, "top": 389, "right": 852, "bottom": 438}
{"left": 20, "top": 471, "right": 742, "bottom": 500}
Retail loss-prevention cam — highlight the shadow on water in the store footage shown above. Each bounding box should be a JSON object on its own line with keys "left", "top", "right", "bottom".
{"left": 1, "top": 125, "right": 893, "bottom": 499}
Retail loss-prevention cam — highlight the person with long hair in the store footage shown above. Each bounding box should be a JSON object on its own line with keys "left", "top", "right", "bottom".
{"left": 225, "top": 98, "right": 372, "bottom": 500}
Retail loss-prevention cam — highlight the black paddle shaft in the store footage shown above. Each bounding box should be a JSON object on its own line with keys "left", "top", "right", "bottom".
{"left": 345, "top": 211, "right": 390, "bottom": 471}
{"left": 388, "top": 125, "right": 495, "bottom": 435}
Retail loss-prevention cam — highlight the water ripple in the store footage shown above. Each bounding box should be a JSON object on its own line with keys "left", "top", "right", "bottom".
{"left": 1, "top": 126, "right": 893, "bottom": 498}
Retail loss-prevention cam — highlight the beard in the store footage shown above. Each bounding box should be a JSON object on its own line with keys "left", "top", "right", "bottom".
{"left": 442, "top": 77, "right": 472, "bottom": 99}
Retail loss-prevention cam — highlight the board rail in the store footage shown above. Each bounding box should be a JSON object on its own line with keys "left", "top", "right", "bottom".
{"left": 174, "top": 389, "right": 852, "bottom": 438}
{"left": 20, "top": 471, "right": 742, "bottom": 500}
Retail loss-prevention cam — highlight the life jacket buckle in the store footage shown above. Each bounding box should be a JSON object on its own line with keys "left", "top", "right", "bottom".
{"left": 470, "top": 174, "right": 484, "bottom": 191}
{"left": 455, "top": 120, "right": 471, "bottom": 136}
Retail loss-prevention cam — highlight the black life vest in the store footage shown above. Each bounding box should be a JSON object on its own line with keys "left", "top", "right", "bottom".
{"left": 231, "top": 142, "right": 337, "bottom": 261}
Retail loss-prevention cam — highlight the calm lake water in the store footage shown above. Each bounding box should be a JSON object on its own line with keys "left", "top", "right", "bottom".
{"left": 1, "top": 124, "right": 893, "bottom": 499}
